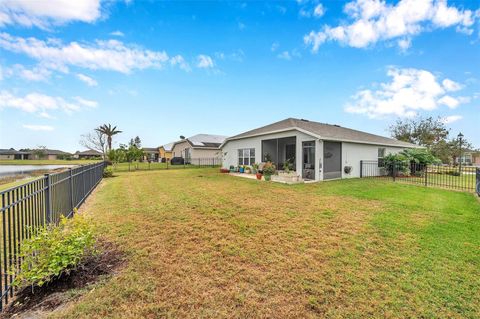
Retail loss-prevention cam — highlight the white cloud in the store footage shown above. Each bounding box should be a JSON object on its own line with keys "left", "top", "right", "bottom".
{"left": 74, "top": 96, "right": 98, "bottom": 108}
{"left": 0, "top": 90, "right": 97, "bottom": 117}
{"left": 305, "top": 0, "right": 478, "bottom": 51}
{"left": 442, "top": 78, "right": 463, "bottom": 91}
{"left": 22, "top": 124, "right": 54, "bottom": 131}
{"left": 0, "top": 33, "right": 172, "bottom": 74}
{"left": 0, "top": 0, "right": 101, "bottom": 29}
{"left": 76, "top": 73, "right": 98, "bottom": 86}
{"left": 170, "top": 55, "right": 191, "bottom": 72}
{"left": 441, "top": 115, "right": 463, "bottom": 124}
{"left": 345, "top": 67, "right": 470, "bottom": 118}
{"left": 110, "top": 30, "right": 124, "bottom": 37}
{"left": 196, "top": 54, "right": 214, "bottom": 69}
{"left": 313, "top": 4, "right": 325, "bottom": 17}
{"left": 277, "top": 49, "right": 301, "bottom": 60}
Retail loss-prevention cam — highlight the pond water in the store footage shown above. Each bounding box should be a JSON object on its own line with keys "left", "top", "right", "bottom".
{"left": 0, "top": 165, "right": 77, "bottom": 178}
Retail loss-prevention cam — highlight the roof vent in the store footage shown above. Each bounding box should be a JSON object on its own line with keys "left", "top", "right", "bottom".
{"left": 300, "top": 119, "right": 309, "bottom": 122}
{"left": 333, "top": 124, "right": 341, "bottom": 127}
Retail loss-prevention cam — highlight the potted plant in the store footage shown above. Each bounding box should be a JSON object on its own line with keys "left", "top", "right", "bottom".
{"left": 239, "top": 165, "right": 245, "bottom": 173}
{"left": 245, "top": 166, "right": 251, "bottom": 174}
{"left": 251, "top": 163, "right": 259, "bottom": 174}
{"left": 229, "top": 165, "right": 235, "bottom": 173}
{"left": 262, "top": 162, "right": 276, "bottom": 181}
{"left": 256, "top": 171, "right": 263, "bottom": 180}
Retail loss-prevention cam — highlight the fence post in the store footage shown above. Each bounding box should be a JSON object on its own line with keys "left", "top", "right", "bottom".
{"left": 424, "top": 164, "right": 428, "bottom": 187}
{"left": 69, "top": 168, "right": 74, "bottom": 215}
{"left": 44, "top": 174, "right": 52, "bottom": 224}
{"left": 392, "top": 162, "right": 397, "bottom": 182}
{"left": 476, "top": 167, "right": 480, "bottom": 197}
{"left": 360, "top": 160, "right": 363, "bottom": 178}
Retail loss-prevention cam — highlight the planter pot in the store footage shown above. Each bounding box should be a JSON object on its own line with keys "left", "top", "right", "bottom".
{"left": 264, "top": 174, "right": 271, "bottom": 181}
{"left": 256, "top": 173, "right": 262, "bottom": 180}
{"left": 252, "top": 169, "right": 257, "bottom": 174}
{"left": 245, "top": 169, "right": 251, "bottom": 174}
{"left": 239, "top": 168, "right": 245, "bottom": 173}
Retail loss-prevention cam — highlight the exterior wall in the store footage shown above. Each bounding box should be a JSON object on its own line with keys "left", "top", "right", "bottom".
{"left": 159, "top": 148, "right": 173, "bottom": 160}
{"left": 341, "top": 142, "right": 407, "bottom": 179}
{"left": 221, "top": 130, "right": 318, "bottom": 178}
{"left": 0, "top": 154, "right": 14, "bottom": 160}
{"left": 47, "top": 154, "right": 58, "bottom": 160}
{"left": 172, "top": 140, "right": 190, "bottom": 158}
{"left": 191, "top": 148, "right": 221, "bottom": 159}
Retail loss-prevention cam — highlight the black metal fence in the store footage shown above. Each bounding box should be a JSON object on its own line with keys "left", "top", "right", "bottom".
{"left": 0, "top": 161, "right": 106, "bottom": 310}
{"left": 112, "top": 157, "right": 222, "bottom": 172}
{"left": 360, "top": 160, "right": 480, "bottom": 194}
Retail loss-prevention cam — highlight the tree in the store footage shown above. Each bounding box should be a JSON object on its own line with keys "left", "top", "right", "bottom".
{"left": 129, "top": 136, "right": 142, "bottom": 148}
{"left": 389, "top": 117, "right": 449, "bottom": 148}
{"left": 80, "top": 130, "right": 106, "bottom": 159}
{"left": 95, "top": 124, "right": 122, "bottom": 151}
{"left": 33, "top": 146, "right": 47, "bottom": 160}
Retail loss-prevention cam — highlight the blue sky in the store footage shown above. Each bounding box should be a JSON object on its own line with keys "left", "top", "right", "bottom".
{"left": 0, "top": 0, "right": 479, "bottom": 152}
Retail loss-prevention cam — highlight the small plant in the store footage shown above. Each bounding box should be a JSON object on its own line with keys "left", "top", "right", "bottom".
{"left": 13, "top": 214, "right": 96, "bottom": 288}
{"left": 262, "top": 162, "right": 276, "bottom": 181}
{"left": 103, "top": 167, "right": 114, "bottom": 178}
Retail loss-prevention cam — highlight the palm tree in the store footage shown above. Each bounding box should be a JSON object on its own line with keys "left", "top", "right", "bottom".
{"left": 95, "top": 124, "right": 122, "bottom": 151}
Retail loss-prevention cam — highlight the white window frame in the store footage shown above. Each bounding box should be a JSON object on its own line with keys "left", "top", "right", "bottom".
{"left": 238, "top": 148, "right": 255, "bottom": 166}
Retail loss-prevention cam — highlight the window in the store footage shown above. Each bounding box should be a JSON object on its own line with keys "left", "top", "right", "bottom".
{"left": 238, "top": 148, "right": 255, "bottom": 166}
{"left": 378, "top": 148, "right": 386, "bottom": 167}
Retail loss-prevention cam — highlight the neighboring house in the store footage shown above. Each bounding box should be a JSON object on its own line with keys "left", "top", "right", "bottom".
{"left": 0, "top": 148, "right": 30, "bottom": 160}
{"left": 158, "top": 143, "right": 174, "bottom": 162}
{"left": 171, "top": 134, "right": 227, "bottom": 163}
{"left": 142, "top": 148, "right": 160, "bottom": 162}
{"left": 457, "top": 149, "right": 480, "bottom": 166}
{"left": 73, "top": 149, "right": 104, "bottom": 159}
{"left": 20, "top": 149, "right": 72, "bottom": 160}
{"left": 220, "top": 118, "right": 419, "bottom": 181}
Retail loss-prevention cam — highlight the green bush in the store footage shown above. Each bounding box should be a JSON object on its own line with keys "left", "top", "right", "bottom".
{"left": 103, "top": 167, "right": 114, "bottom": 178}
{"left": 13, "top": 214, "right": 96, "bottom": 288}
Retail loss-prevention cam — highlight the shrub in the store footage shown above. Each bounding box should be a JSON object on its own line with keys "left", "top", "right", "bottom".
{"left": 103, "top": 167, "right": 114, "bottom": 178}
{"left": 13, "top": 214, "right": 96, "bottom": 288}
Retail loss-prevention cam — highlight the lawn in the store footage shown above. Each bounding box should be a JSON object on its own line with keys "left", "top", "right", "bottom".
{"left": 0, "top": 159, "right": 102, "bottom": 165}
{"left": 54, "top": 168, "right": 480, "bottom": 318}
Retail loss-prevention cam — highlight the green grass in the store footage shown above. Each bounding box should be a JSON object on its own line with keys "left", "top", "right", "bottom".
{"left": 52, "top": 169, "right": 480, "bottom": 318}
{"left": 0, "top": 159, "right": 101, "bottom": 165}
{"left": 111, "top": 161, "right": 219, "bottom": 172}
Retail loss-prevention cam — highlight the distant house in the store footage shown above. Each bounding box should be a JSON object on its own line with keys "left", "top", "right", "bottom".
{"left": 457, "top": 149, "right": 480, "bottom": 166}
{"left": 221, "top": 118, "right": 419, "bottom": 181}
{"left": 171, "top": 134, "right": 227, "bottom": 163}
{"left": 0, "top": 148, "right": 71, "bottom": 160}
{"left": 142, "top": 148, "right": 160, "bottom": 162}
{"left": 0, "top": 148, "right": 29, "bottom": 160}
{"left": 74, "top": 149, "right": 104, "bottom": 159}
{"left": 158, "top": 143, "right": 174, "bottom": 162}
{"left": 23, "top": 149, "right": 72, "bottom": 160}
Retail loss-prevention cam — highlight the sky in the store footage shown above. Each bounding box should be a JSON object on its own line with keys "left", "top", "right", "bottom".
{"left": 0, "top": 0, "right": 479, "bottom": 152}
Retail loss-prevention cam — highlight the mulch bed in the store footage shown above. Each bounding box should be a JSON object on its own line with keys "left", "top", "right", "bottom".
{"left": 1, "top": 239, "right": 125, "bottom": 318}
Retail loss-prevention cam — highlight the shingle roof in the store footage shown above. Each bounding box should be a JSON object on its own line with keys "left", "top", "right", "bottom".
{"left": 160, "top": 142, "right": 175, "bottom": 152}
{"left": 142, "top": 148, "right": 159, "bottom": 153}
{"left": 224, "top": 118, "right": 419, "bottom": 148}
{"left": 0, "top": 148, "right": 21, "bottom": 155}
{"left": 75, "top": 149, "right": 103, "bottom": 156}
{"left": 172, "top": 134, "right": 227, "bottom": 149}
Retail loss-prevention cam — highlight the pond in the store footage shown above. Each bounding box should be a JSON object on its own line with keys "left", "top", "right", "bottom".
{"left": 0, "top": 165, "right": 77, "bottom": 178}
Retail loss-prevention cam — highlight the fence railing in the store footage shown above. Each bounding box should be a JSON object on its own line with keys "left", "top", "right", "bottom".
{"left": 0, "top": 161, "right": 106, "bottom": 310}
{"left": 112, "top": 157, "right": 222, "bottom": 172}
{"left": 360, "top": 160, "right": 480, "bottom": 194}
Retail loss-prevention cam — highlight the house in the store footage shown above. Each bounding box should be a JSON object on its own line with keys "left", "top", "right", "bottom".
{"left": 457, "top": 149, "right": 480, "bottom": 166}
{"left": 0, "top": 148, "right": 30, "bottom": 160}
{"left": 220, "top": 118, "right": 419, "bottom": 181}
{"left": 158, "top": 143, "right": 174, "bottom": 162}
{"left": 74, "top": 149, "right": 104, "bottom": 159}
{"left": 171, "top": 134, "right": 227, "bottom": 163}
{"left": 23, "top": 149, "right": 72, "bottom": 160}
{"left": 142, "top": 148, "right": 160, "bottom": 162}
